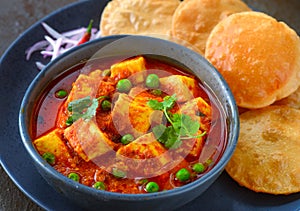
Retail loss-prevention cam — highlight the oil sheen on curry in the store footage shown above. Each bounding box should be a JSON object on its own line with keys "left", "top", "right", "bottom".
{"left": 31, "top": 55, "right": 227, "bottom": 194}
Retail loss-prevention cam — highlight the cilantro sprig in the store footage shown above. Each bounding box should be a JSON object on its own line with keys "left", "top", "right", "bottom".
{"left": 66, "top": 96, "right": 108, "bottom": 126}
{"left": 147, "top": 95, "right": 206, "bottom": 149}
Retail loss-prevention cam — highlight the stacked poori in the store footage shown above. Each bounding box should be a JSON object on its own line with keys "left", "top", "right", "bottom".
{"left": 100, "top": 0, "right": 250, "bottom": 54}
{"left": 204, "top": 11, "right": 300, "bottom": 194}
{"left": 274, "top": 86, "right": 300, "bottom": 109}
{"left": 100, "top": 0, "right": 180, "bottom": 36}
{"left": 226, "top": 106, "right": 300, "bottom": 194}
{"left": 99, "top": 0, "right": 300, "bottom": 195}
{"left": 171, "top": 0, "right": 250, "bottom": 54}
{"left": 205, "top": 11, "right": 300, "bottom": 109}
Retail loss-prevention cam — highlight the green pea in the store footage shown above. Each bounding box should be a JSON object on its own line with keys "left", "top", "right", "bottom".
{"left": 42, "top": 152, "right": 55, "bottom": 165}
{"left": 68, "top": 172, "right": 80, "bottom": 182}
{"left": 192, "top": 163, "right": 205, "bottom": 173}
{"left": 65, "top": 116, "right": 73, "bottom": 126}
{"left": 137, "top": 179, "right": 148, "bottom": 185}
{"left": 175, "top": 168, "right": 190, "bottom": 182}
{"left": 151, "top": 89, "right": 162, "bottom": 96}
{"left": 116, "top": 79, "right": 132, "bottom": 93}
{"left": 121, "top": 134, "right": 134, "bottom": 145}
{"left": 102, "top": 69, "right": 111, "bottom": 77}
{"left": 101, "top": 100, "right": 111, "bottom": 111}
{"left": 206, "top": 159, "right": 213, "bottom": 165}
{"left": 145, "top": 181, "right": 159, "bottom": 193}
{"left": 145, "top": 74, "right": 160, "bottom": 89}
{"left": 93, "top": 181, "right": 106, "bottom": 190}
{"left": 55, "top": 89, "right": 68, "bottom": 99}
{"left": 112, "top": 168, "right": 126, "bottom": 179}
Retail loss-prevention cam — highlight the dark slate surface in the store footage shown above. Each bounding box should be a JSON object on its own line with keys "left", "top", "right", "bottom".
{"left": 0, "top": 0, "right": 299, "bottom": 210}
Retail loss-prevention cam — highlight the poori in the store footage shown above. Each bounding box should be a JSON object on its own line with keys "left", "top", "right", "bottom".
{"left": 100, "top": 0, "right": 180, "bottom": 36}
{"left": 171, "top": 0, "right": 250, "bottom": 54}
{"left": 205, "top": 11, "right": 300, "bottom": 109}
{"left": 274, "top": 86, "right": 300, "bottom": 109}
{"left": 226, "top": 106, "right": 300, "bottom": 194}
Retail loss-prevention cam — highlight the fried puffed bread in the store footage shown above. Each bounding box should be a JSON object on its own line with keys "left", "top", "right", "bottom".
{"left": 226, "top": 106, "right": 300, "bottom": 194}
{"left": 274, "top": 86, "right": 300, "bottom": 109}
{"left": 100, "top": 0, "right": 180, "bottom": 36}
{"left": 171, "top": 0, "right": 250, "bottom": 54}
{"left": 205, "top": 12, "right": 300, "bottom": 109}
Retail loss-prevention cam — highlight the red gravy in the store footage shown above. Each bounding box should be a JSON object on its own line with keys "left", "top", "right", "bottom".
{"left": 30, "top": 55, "right": 227, "bottom": 193}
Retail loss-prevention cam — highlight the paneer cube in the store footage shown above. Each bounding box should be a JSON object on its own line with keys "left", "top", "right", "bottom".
{"left": 116, "top": 133, "right": 172, "bottom": 177}
{"left": 172, "top": 97, "right": 212, "bottom": 160}
{"left": 33, "top": 129, "right": 71, "bottom": 165}
{"left": 56, "top": 70, "right": 102, "bottom": 128}
{"left": 180, "top": 97, "right": 212, "bottom": 132}
{"left": 171, "top": 131, "right": 205, "bottom": 161}
{"left": 64, "top": 119, "right": 117, "bottom": 162}
{"left": 111, "top": 93, "right": 163, "bottom": 138}
{"left": 117, "top": 133, "right": 166, "bottom": 159}
{"left": 110, "top": 56, "right": 146, "bottom": 84}
{"left": 159, "top": 75, "right": 196, "bottom": 103}
{"left": 188, "top": 131, "right": 205, "bottom": 159}
{"left": 68, "top": 69, "right": 102, "bottom": 102}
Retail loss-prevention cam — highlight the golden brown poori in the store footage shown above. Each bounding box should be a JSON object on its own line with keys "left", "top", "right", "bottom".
{"left": 171, "top": 0, "right": 250, "bottom": 54}
{"left": 98, "top": 0, "right": 300, "bottom": 195}
{"left": 205, "top": 11, "right": 300, "bottom": 109}
{"left": 274, "top": 86, "right": 300, "bottom": 109}
{"left": 226, "top": 106, "right": 300, "bottom": 194}
{"left": 100, "top": 0, "right": 180, "bottom": 36}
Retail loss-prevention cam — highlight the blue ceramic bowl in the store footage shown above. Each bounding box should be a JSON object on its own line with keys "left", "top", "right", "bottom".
{"left": 19, "top": 35, "right": 239, "bottom": 211}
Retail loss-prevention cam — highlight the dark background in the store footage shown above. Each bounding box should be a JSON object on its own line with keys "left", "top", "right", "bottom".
{"left": 0, "top": 1, "right": 77, "bottom": 210}
{"left": 0, "top": 0, "right": 299, "bottom": 210}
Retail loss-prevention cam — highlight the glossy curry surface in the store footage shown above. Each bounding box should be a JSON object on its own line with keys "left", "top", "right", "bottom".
{"left": 31, "top": 55, "right": 227, "bottom": 193}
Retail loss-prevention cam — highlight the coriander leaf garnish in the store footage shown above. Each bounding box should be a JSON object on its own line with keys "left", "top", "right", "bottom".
{"left": 148, "top": 95, "right": 206, "bottom": 149}
{"left": 176, "top": 114, "right": 201, "bottom": 137}
{"left": 147, "top": 99, "right": 164, "bottom": 111}
{"left": 80, "top": 98, "right": 99, "bottom": 120}
{"left": 162, "top": 95, "right": 176, "bottom": 110}
{"left": 68, "top": 96, "right": 92, "bottom": 112}
{"left": 153, "top": 124, "right": 181, "bottom": 149}
{"left": 152, "top": 124, "right": 166, "bottom": 139}
{"left": 148, "top": 94, "right": 176, "bottom": 124}
{"left": 66, "top": 96, "right": 108, "bottom": 126}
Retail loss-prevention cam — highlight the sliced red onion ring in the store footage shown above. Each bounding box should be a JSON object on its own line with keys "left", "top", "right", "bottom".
{"left": 35, "top": 62, "right": 46, "bottom": 70}
{"left": 41, "top": 22, "right": 63, "bottom": 39}
{"left": 26, "top": 22, "right": 100, "bottom": 69}
{"left": 25, "top": 40, "right": 49, "bottom": 61}
{"left": 62, "top": 27, "right": 86, "bottom": 37}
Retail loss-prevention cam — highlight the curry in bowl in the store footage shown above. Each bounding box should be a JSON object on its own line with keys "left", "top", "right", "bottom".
{"left": 30, "top": 55, "right": 227, "bottom": 194}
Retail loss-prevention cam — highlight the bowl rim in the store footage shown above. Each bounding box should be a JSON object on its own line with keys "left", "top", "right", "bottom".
{"left": 19, "top": 34, "right": 239, "bottom": 200}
